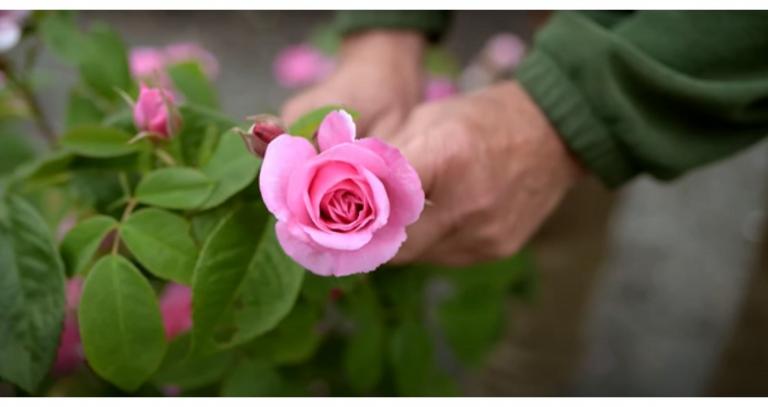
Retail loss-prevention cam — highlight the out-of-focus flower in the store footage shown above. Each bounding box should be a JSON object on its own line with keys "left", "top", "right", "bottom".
{"left": 485, "top": 33, "right": 526, "bottom": 70}
{"left": 129, "top": 42, "right": 219, "bottom": 86}
{"left": 56, "top": 213, "right": 78, "bottom": 243}
{"left": 133, "top": 84, "right": 180, "bottom": 138}
{"left": 260, "top": 110, "right": 424, "bottom": 276}
{"left": 273, "top": 43, "right": 334, "bottom": 89}
{"left": 162, "top": 385, "right": 182, "bottom": 397}
{"left": 159, "top": 283, "right": 192, "bottom": 340}
{"left": 53, "top": 278, "right": 84, "bottom": 376}
{"left": 164, "top": 42, "right": 219, "bottom": 79}
{"left": 129, "top": 47, "right": 170, "bottom": 87}
{"left": 0, "top": 11, "right": 28, "bottom": 53}
{"left": 424, "top": 76, "right": 458, "bottom": 101}
{"left": 241, "top": 114, "right": 285, "bottom": 158}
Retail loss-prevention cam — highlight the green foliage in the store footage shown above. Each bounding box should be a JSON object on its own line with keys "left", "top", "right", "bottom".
{"left": 60, "top": 125, "right": 145, "bottom": 158}
{"left": 287, "top": 105, "right": 358, "bottom": 139}
{"left": 152, "top": 334, "right": 234, "bottom": 391}
{"left": 0, "top": 195, "right": 66, "bottom": 392}
{"left": 78, "top": 255, "right": 167, "bottom": 391}
{"left": 168, "top": 62, "right": 219, "bottom": 108}
{"left": 220, "top": 358, "right": 285, "bottom": 396}
{"left": 135, "top": 167, "right": 214, "bottom": 210}
{"left": 60, "top": 215, "right": 118, "bottom": 276}
{"left": 120, "top": 208, "right": 197, "bottom": 284}
{"left": 342, "top": 283, "right": 385, "bottom": 394}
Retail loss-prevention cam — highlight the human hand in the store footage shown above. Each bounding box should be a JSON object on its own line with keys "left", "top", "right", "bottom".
{"left": 388, "top": 81, "right": 585, "bottom": 266}
{"left": 281, "top": 30, "right": 426, "bottom": 138}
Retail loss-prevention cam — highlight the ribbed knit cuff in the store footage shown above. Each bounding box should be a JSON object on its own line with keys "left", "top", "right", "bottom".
{"left": 516, "top": 50, "right": 637, "bottom": 187}
{"left": 333, "top": 11, "right": 451, "bottom": 43}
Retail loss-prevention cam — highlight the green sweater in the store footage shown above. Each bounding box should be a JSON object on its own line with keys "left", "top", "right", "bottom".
{"left": 334, "top": 11, "right": 768, "bottom": 187}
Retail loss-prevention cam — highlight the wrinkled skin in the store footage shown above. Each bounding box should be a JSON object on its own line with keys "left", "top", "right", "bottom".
{"left": 282, "top": 31, "right": 584, "bottom": 267}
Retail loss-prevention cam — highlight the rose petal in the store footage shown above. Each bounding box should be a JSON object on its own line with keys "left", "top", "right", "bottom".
{"left": 317, "top": 110, "right": 356, "bottom": 151}
{"left": 357, "top": 138, "right": 424, "bottom": 225}
{"left": 260, "top": 135, "right": 317, "bottom": 221}
{"left": 276, "top": 221, "right": 407, "bottom": 277}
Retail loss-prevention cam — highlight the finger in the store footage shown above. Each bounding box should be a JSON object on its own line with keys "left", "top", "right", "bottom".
{"left": 391, "top": 204, "right": 447, "bottom": 264}
{"left": 367, "top": 112, "right": 404, "bottom": 141}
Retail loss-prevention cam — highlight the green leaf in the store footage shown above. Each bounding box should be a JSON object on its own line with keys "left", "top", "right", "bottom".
{"left": 60, "top": 215, "right": 118, "bottom": 276}
{"left": 287, "top": 105, "right": 359, "bottom": 139}
{"left": 0, "top": 132, "right": 39, "bottom": 177}
{"left": 390, "top": 321, "right": 456, "bottom": 396}
{"left": 243, "top": 300, "right": 321, "bottom": 366}
{"left": 39, "top": 11, "right": 86, "bottom": 63}
{"left": 0, "top": 195, "right": 66, "bottom": 392}
{"left": 78, "top": 24, "right": 133, "bottom": 100}
{"left": 342, "top": 283, "right": 385, "bottom": 393}
{"left": 198, "top": 129, "right": 261, "bottom": 210}
{"left": 135, "top": 167, "right": 214, "bottom": 210}
{"left": 152, "top": 334, "right": 234, "bottom": 390}
{"left": 78, "top": 255, "right": 167, "bottom": 392}
{"left": 60, "top": 125, "right": 143, "bottom": 158}
{"left": 191, "top": 205, "right": 261, "bottom": 352}
{"left": 120, "top": 208, "right": 197, "bottom": 284}
{"left": 220, "top": 358, "right": 284, "bottom": 396}
{"left": 66, "top": 88, "right": 105, "bottom": 129}
{"left": 226, "top": 218, "right": 304, "bottom": 345}
{"left": 168, "top": 62, "right": 219, "bottom": 108}
{"left": 13, "top": 151, "right": 75, "bottom": 188}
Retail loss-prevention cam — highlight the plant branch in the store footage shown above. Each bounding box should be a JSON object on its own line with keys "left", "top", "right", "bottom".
{"left": 0, "top": 57, "right": 56, "bottom": 146}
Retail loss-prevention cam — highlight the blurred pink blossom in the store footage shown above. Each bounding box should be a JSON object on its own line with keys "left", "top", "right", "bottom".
{"left": 56, "top": 213, "right": 77, "bottom": 243}
{"left": 129, "top": 47, "right": 170, "bottom": 87}
{"left": 165, "top": 42, "right": 219, "bottom": 79}
{"left": 485, "top": 33, "right": 526, "bottom": 70}
{"left": 273, "top": 43, "right": 334, "bottom": 89}
{"left": 424, "top": 76, "right": 458, "bottom": 101}
{"left": 0, "top": 11, "right": 28, "bottom": 53}
{"left": 160, "top": 283, "right": 192, "bottom": 340}
{"left": 53, "top": 278, "right": 84, "bottom": 376}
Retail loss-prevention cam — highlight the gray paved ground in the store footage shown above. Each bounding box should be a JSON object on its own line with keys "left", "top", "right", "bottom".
{"left": 27, "top": 11, "right": 768, "bottom": 395}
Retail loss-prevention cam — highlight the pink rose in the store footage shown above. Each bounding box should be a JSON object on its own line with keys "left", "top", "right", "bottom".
{"left": 0, "top": 11, "right": 28, "bottom": 53}
{"left": 424, "top": 76, "right": 458, "bottom": 101}
{"left": 53, "top": 278, "right": 84, "bottom": 375}
{"left": 133, "top": 84, "right": 179, "bottom": 138}
{"left": 159, "top": 283, "right": 192, "bottom": 339}
{"left": 485, "top": 33, "right": 526, "bottom": 70}
{"left": 164, "top": 42, "right": 219, "bottom": 79}
{"left": 259, "top": 110, "right": 424, "bottom": 276}
{"left": 129, "top": 47, "right": 167, "bottom": 80}
{"left": 273, "top": 44, "right": 334, "bottom": 89}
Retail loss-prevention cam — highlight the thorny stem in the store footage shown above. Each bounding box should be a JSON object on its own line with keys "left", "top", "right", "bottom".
{"left": 0, "top": 56, "right": 56, "bottom": 146}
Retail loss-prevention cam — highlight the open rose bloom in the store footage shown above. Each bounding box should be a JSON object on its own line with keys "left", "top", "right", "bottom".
{"left": 259, "top": 110, "right": 424, "bottom": 276}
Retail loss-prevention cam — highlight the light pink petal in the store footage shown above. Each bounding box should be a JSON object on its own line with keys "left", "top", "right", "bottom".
{"left": 160, "top": 284, "right": 192, "bottom": 339}
{"left": 315, "top": 142, "right": 389, "bottom": 178}
{"left": 317, "top": 110, "right": 356, "bottom": 151}
{"left": 53, "top": 313, "right": 83, "bottom": 375}
{"left": 276, "top": 221, "right": 406, "bottom": 277}
{"left": 301, "top": 225, "right": 373, "bottom": 251}
{"left": 260, "top": 135, "right": 317, "bottom": 221}
{"left": 357, "top": 138, "right": 425, "bottom": 225}
{"left": 358, "top": 166, "right": 390, "bottom": 230}
{"left": 304, "top": 161, "right": 364, "bottom": 229}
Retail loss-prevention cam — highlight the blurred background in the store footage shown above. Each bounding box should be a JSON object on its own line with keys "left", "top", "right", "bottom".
{"left": 16, "top": 10, "right": 768, "bottom": 396}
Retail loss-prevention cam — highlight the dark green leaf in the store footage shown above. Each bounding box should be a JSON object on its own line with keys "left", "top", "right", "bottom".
{"left": 78, "top": 255, "right": 167, "bottom": 392}
{"left": 66, "top": 88, "right": 105, "bottom": 129}
{"left": 135, "top": 167, "right": 214, "bottom": 210}
{"left": 342, "top": 283, "right": 385, "bottom": 393}
{"left": 120, "top": 208, "right": 197, "bottom": 284}
{"left": 390, "top": 321, "right": 456, "bottom": 396}
{"left": 220, "top": 358, "right": 284, "bottom": 396}
{"left": 39, "top": 11, "right": 85, "bottom": 63}
{"left": 78, "top": 24, "right": 133, "bottom": 100}
{"left": 60, "top": 125, "right": 142, "bottom": 158}
{"left": 60, "top": 215, "right": 118, "bottom": 276}
{"left": 168, "top": 62, "right": 219, "bottom": 108}
{"left": 243, "top": 300, "right": 321, "bottom": 366}
{"left": 152, "top": 334, "right": 234, "bottom": 390}
{"left": 0, "top": 195, "right": 66, "bottom": 392}
{"left": 198, "top": 129, "right": 261, "bottom": 210}
{"left": 0, "top": 132, "right": 38, "bottom": 177}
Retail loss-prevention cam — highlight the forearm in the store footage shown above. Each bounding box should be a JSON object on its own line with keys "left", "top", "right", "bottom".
{"left": 517, "top": 11, "right": 768, "bottom": 187}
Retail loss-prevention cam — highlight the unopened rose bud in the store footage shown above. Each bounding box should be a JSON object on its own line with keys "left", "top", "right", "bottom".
{"left": 133, "top": 84, "right": 180, "bottom": 139}
{"left": 241, "top": 114, "right": 285, "bottom": 157}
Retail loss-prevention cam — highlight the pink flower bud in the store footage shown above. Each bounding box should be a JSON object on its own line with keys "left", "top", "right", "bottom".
{"left": 53, "top": 278, "right": 84, "bottom": 376}
{"left": 159, "top": 283, "right": 192, "bottom": 340}
{"left": 485, "top": 33, "right": 526, "bottom": 70}
{"left": 129, "top": 47, "right": 172, "bottom": 88}
{"left": 133, "top": 84, "right": 180, "bottom": 138}
{"left": 273, "top": 44, "right": 335, "bottom": 89}
{"left": 242, "top": 114, "right": 285, "bottom": 158}
{"left": 164, "top": 42, "right": 219, "bottom": 79}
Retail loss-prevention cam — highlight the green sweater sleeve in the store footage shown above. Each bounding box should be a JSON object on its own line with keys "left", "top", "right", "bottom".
{"left": 517, "top": 11, "right": 768, "bottom": 187}
{"left": 334, "top": 11, "right": 451, "bottom": 42}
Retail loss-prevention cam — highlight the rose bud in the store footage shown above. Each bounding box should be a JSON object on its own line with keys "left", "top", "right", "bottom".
{"left": 133, "top": 84, "right": 180, "bottom": 139}
{"left": 241, "top": 114, "right": 285, "bottom": 158}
